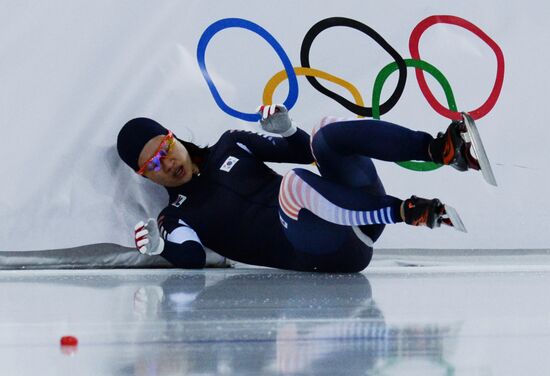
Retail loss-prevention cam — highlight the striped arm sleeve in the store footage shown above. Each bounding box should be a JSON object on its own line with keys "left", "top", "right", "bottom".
{"left": 157, "top": 215, "right": 206, "bottom": 269}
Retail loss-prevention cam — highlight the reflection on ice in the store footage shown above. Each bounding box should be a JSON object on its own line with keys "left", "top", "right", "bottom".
{"left": 0, "top": 267, "right": 549, "bottom": 375}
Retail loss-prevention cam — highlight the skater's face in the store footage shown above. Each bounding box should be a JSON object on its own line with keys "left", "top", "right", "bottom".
{"left": 137, "top": 134, "right": 195, "bottom": 187}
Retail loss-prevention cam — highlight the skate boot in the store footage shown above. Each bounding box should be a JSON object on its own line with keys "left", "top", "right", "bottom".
{"left": 402, "top": 195, "right": 446, "bottom": 229}
{"left": 402, "top": 195, "right": 468, "bottom": 232}
{"left": 429, "top": 120, "right": 480, "bottom": 172}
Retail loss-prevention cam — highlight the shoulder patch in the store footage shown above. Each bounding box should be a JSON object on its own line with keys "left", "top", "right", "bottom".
{"left": 172, "top": 194, "right": 187, "bottom": 208}
{"left": 220, "top": 156, "right": 239, "bottom": 172}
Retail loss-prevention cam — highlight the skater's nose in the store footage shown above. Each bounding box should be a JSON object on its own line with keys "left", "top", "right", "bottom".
{"left": 161, "top": 157, "right": 175, "bottom": 173}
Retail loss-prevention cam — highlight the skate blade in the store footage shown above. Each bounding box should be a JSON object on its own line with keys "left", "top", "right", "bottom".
{"left": 443, "top": 204, "right": 468, "bottom": 233}
{"left": 461, "top": 112, "right": 498, "bottom": 186}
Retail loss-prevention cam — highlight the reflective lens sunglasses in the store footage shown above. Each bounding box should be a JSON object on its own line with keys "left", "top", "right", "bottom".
{"left": 136, "top": 131, "right": 175, "bottom": 175}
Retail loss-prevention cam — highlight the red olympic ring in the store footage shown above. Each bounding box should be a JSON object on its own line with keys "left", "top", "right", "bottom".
{"left": 409, "top": 15, "right": 505, "bottom": 121}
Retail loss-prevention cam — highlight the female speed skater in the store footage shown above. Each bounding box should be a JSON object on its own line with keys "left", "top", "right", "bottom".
{"left": 116, "top": 105, "right": 482, "bottom": 272}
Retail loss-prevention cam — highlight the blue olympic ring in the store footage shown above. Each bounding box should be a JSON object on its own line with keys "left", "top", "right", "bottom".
{"left": 196, "top": 18, "right": 299, "bottom": 122}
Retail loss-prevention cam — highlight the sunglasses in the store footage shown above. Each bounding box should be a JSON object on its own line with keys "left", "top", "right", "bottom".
{"left": 136, "top": 131, "right": 175, "bottom": 175}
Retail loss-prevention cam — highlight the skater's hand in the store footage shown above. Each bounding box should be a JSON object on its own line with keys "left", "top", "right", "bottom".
{"left": 256, "top": 104, "right": 297, "bottom": 137}
{"left": 134, "top": 218, "right": 164, "bottom": 256}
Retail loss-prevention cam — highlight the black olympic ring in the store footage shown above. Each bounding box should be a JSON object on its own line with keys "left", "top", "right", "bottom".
{"left": 300, "top": 17, "right": 407, "bottom": 117}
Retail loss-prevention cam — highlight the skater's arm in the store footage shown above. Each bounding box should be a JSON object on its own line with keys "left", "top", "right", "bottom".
{"left": 156, "top": 211, "right": 229, "bottom": 268}
{"left": 155, "top": 213, "right": 205, "bottom": 268}
{"left": 133, "top": 214, "right": 207, "bottom": 268}
{"left": 161, "top": 239, "right": 205, "bottom": 269}
{"left": 223, "top": 104, "right": 314, "bottom": 163}
{"left": 225, "top": 128, "right": 314, "bottom": 164}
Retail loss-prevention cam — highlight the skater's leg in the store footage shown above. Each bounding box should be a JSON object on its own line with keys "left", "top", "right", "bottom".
{"left": 312, "top": 117, "right": 434, "bottom": 163}
{"left": 312, "top": 129, "right": 384, "bottom": 190}
{"left": 280, "top": 169, "right": 455, "bottom": 234}
{"left": 312, "top": 117, "right": 436, "bottom": 240}
{"left": 293, "top": 117, "right": 466, "bottom": 236}
{"left": 311, "top": 125, "right": 388, "bottom": 241}
{"left": 311, "top": 116, "right": 483, "bottom": 173}
{"left": 279, "top": 168, "right": 403, "bottom": 228}
{"left": 277, "top": 167, "right": 401, "bottom": 271}
{"left": 309, "top": 117, "right": 463, "bottom": 232}
{"left": 280, "top": 209, "right": 373, "bottom": 273}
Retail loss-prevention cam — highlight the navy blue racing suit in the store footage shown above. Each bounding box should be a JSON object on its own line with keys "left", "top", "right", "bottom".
{"left": 157, "top": 118, "right": 434, "bottom": 272}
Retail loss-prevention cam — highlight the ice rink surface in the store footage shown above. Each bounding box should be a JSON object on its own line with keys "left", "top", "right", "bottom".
{"left": 1, "top": 250, "right": 550, "bottom": 376}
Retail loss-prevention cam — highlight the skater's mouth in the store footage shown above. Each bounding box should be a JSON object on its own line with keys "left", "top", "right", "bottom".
{"left": 174, "top": 166, "right": 184, "bottom": 178}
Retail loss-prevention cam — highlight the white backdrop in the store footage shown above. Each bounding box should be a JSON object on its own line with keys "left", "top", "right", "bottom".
{"left": 1, "top": 0, "right": 547, "bottom": 252}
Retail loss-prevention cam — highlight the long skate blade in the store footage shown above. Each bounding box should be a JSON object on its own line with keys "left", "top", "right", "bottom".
{"left": 443, "top": 204, "right": 468, "bottom": 233}
{"left": 461, "top": 112, "right": 498, "bottom": 186}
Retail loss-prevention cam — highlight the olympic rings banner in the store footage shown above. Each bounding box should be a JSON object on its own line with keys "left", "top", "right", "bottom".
{"left": 197, "top": 16, "right": 505, "bottom": 172}
{"left": 0, "top": 0, "right": 547, "bottom": 259}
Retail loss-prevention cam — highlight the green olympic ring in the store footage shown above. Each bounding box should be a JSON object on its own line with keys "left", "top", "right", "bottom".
{"left": 372, "top": 58, "right": 458, "bottom": 171}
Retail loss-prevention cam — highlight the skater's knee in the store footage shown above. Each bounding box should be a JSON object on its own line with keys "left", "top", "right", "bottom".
{"left": 312, "top": 121, "right": 354, "bottom": 156}
{"left": 311, "top": 126, "right": 337, "bottom": 163}
{"left": 352, "top": 250, "right": 372, "bottom": 272}
{"left": 311, "top": 116, "right": 342, "bottom": 140}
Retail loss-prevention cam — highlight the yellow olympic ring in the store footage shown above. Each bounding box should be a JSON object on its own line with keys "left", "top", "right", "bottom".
{"left": 263, "top": 67, "right": 365, "bottom": 118}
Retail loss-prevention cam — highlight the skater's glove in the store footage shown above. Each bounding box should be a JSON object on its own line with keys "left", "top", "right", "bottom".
{"left": 134, "top": 218, "right": 164, "bottom": 256}
{"left": 256, "top": 104, "right": 297, "bottom": 137}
